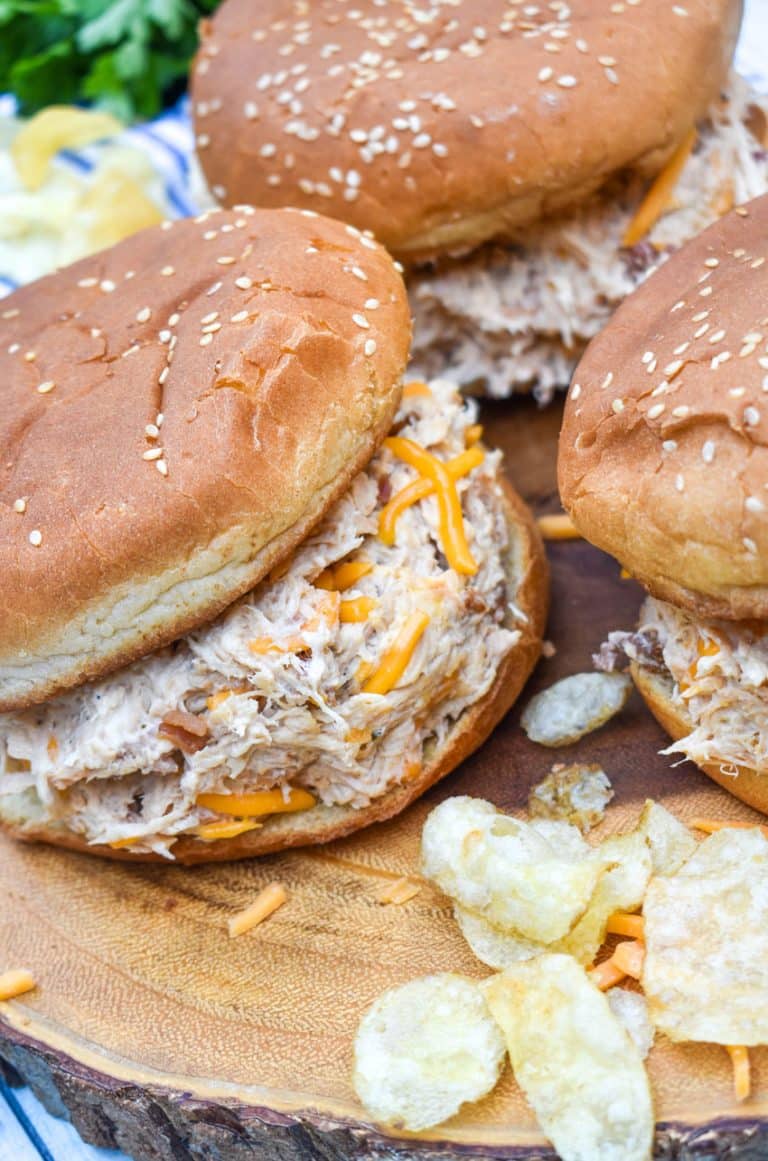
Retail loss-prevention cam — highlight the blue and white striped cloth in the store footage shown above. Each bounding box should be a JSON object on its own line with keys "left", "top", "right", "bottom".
{"left": 1, "top": 3, "right": 767, "bottom": 1158}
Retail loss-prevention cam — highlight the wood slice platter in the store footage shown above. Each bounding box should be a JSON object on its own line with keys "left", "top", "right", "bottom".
{"left": 1, "top": 396, "right": 767, "bottom": 1160}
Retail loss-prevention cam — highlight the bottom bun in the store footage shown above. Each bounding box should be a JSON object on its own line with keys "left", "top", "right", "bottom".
{"left": 1, "top": 480, "right": 548, "bottom": 864}
{"left": 631, "top": 662, "right": 768, "bottom": 816}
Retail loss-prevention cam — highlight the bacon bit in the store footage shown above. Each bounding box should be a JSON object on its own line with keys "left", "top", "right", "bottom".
{"left": 340, "top": 596, "right": 376, "bottom": 623}
{"left": 158, "top": 709, "right": 210, "bottom": 754}
{"left": 194, "top": 819, "right": 263, "bottom": 842}
{"left": 402, "top": 381, "right": 432, "bottom": 399}
{"left": 622, "top": 128, "right": 697, "bottom": 247}
{"left": 726, "top": 1045, "right": 751, "bottom": 1103}
{"left": 537, "top": 513, "right": 582, "bottom": 540}
{"left": 377, "top": 877, "right": 422, "bottom": 905}
{"left": 228, "top": 881, "right": 288, "bottom": 937}
{"left": 606, "top": 912, "right": 645, "bottom": 940}
{"left": 315, "top": 560, "right": 373, "bottom": 592}
{"left": 691, "top": 818, "right": 768, "bottom": 840}
{"left": 0, "top": 969, "right": 36, "bottom": 1001}
{"left": 465, "top": 423, "right": 484, "bottom": 447}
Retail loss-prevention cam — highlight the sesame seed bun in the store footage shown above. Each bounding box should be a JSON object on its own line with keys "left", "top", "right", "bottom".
{"left": 630, "top": 661, "right": 768, "bottom": 815}
{"left": 0, "top": 476, "right": 548, "bottom": 864}
{"left": 0, "top": 207, "right": 410, "bottom": 713}
{"left": 559, "top": 193, "right": 768, "bottom": 622}
{"left": 191, "top": 0, "right": 740, "bottom": 262}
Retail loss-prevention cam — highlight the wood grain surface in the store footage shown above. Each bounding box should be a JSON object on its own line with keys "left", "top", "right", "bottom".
{"left": 1, "top": 396, "right": 767, "bottom": 1161}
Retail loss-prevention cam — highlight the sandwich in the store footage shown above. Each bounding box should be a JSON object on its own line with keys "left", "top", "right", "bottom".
{"left": 0, "top": 206, "right": 547, "bottom": 862}
{"left": 190, "top": 0, "right": 767, "bottom": 400}
{"left": 559, "top": 192, "right": 768, "bottom": 814}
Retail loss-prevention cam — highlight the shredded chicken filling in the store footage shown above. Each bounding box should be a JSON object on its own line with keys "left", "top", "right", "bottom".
{"left": 0, "top": 381, "right": 524, "bottom": 857}
{"left": 606, "top": 598, "right": 768, "bottom": 778}
{"left": 409, "top": 76, "right": 768, "bottom": 401}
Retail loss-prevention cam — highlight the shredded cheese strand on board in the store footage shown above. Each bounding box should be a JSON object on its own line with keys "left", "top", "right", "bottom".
{"left": 622, "top": 128, "right": 697, "bottom": 247}
{"left": 726, "top": 1045, "right": 751, "bottom": 1103}
{"left": 0, "top": 970, "right": 36, "bottom": 1001}
{"left": 228, "top": 882, "right": 288, "bottom": 937}
{"left": 377, "top": 877, "right": 422, "bottom": 905}
{"left": 537, "top": 513, "right": 582, "bottom": 540}
{"left": 363, "top": 611, "right": 430, "bottom": 696}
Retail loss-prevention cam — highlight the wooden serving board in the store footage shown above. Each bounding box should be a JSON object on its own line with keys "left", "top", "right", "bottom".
{"left": 1, "top": 397, "right": 767, "bottom": 1161}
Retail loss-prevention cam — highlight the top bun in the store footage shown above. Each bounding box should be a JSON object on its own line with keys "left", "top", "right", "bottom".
{"left": 0, "top": 207, "right": 410, "bottom": 712}
{"left": 559, "top": 193, "right": 768, "bottom": 622}
{"left": 191, "top": 0, "right": 740, "bottom": 262}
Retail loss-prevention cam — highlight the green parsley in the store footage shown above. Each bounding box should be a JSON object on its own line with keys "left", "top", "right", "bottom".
{"left": 0, "top": 0, "right": 220, "bottom": 123}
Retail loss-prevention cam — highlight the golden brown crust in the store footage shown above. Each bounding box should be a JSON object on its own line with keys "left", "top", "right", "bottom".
{"left": 631, "top": 662, "right": 768, "bottom": 815}
{"left": 559, "top": 193, "right": 768, "bottom": 622}
{"left": 0, "top": 207, "right": 410, "bottom": 712}
{"left": 191, "top": 0, "right": 740, "bottom": 262}
{"left": 0, "top": 478, "right": 548, "bottom": 863}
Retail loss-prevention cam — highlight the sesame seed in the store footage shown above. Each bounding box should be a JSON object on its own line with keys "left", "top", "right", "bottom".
{"left": 216, "top": 256, "right": 236, "bottom": 265}
{"left": 671, "top": 405, "right": 690, "bottom": 418}
{"left": 571, "top": 383, "right": 582, "bottom": 400}
{"left": 202, "top": 322, "right": 222, "bottom": 334}
{"left": 161, "top": 266, "right": 175, "bottom": 277}
{"left": 611, "top": 398, "right": 624, "bottom": 413}
{"left": 692, "top": 310, "right": 710, "bottom": 322}
{"left": 364, "top": 298, "right": 380, "bottom": 310}
{"left": 641, "top": 351, "right": 654, "bottom": 365}
{"left": 201, "top": 312, "right": 219, "bottom": 325}
{"left": 557, "top": 75, "right": 578, "bottom": 88}
{"left": 671, "top": 300, "right": 686, "bottom": 313}
{"left": 651, "top": 380, "right": 670, "bottom": 397}
{"left": 159, "top": 330, "right": 171, "bottom": 344}
{"left": 601, "top": 372, "right": 614, "bottom": 389}
{"left": 13, "top": 498, "right": 27, "bottom": 513}
{"left": 729, "top": 387, "right": 746, "bottom": 397}
{"left": 675, "top": 474, "right": 685, "bottom": 492}
{"left": 156, "top": 460, "right": 169, "bottom": 477}
{"left": 744, "top": 406, "right": 760, "bottom": 426}
{"left": 746, "top": 496, "right": 764, "bottom": 513}
{"left": 704, "top": 257, "right": 719, "bottom": 268}
{"left": 708, "top": 329, "right": 726, "bottom": 344}
{"left": 37, "top": 380, "right": 55, "bottom": 394}
{"left": 231, "top": 310, "right": 248, "bottom": 323}
{"left": 158, "top": 368, "right": 169, "bottom": 385}
{"left": 145, "top": 424, "right": 159, "bottom": 439}
{"left": 77, "top": 277, "right": 98, "bottom": 288}
{"left": 647, "top": 403, "right": 665, "bottom": 419}
{"left": 29, "top": 530, "right": 42, "bottom": 547}
{"left": 23, "top": 351, "right": 36, "bottom": 362}
{"left": 352, "top": 313, "right": 369, "bottom": 329}
{"left": 200, "top": 334, "right": 214, "bottom": 346}
{"left": 701, "top": 440, "right": 716, "bottom": 463}
{"left": 700, "top": 286, "right": 713, "bottom": 297}
{"left": 711, "top": 352, "right": 731, "bottom": 368}
{"left": 662, "top": 440, "right": 677, "bottom": 453}
{"left": 673, "top": 342, "right": 690, "bottom": 355}
{"left": 364, "top": 338, "right": 377, "bottom": 357}
{"left": 538, "top": 66, "right": 553, "bottom": 81}
{"left": 168, "top": 313, "right": 180, "bottom": 326}
{"left": 235, "top": 276, "right": 253, "bottom": 290}
{"left": 143, "top": 448, "right": 163, "bottom": 461}
{"left": 665, "top": 360, "right": 684, "bottom": 378}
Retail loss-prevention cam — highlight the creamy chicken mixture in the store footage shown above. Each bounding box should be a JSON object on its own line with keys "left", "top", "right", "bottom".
{"left": 0, "top": 382, "right": 524, "bottom": 856}
{"left": 409, "top": 76, "right": 768, "bottom": 401}
{"left": 599, "top": 597, "right": 768, "bottom": 778}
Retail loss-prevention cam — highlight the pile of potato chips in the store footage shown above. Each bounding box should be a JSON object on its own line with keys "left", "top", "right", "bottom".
{"left": 353, "top": 796, "right": 768, "bottom": 1160}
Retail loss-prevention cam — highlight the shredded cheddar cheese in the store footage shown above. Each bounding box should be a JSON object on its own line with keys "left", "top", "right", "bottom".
{"left": 537, "top": 513, "right": 581, "bottom": 540}
{"left": 726, "top": 1045, "right": 751, "bottom": 1102}
{"left": 465, "top": 424, "right": 484, "bottom": 447}
{"left": 363, "top": 611, "right": 430, "bottom": 696}
{"left": 382, "top": 437, "right": 480, "bottom": 574}
{"left": 345, "top": 727, "right": 372, "bottom": 745}
{"left": 588, "top": 958, "right": 628, "bottom": 992}
{"left": 606, "top": 912, "right": 645, "bottom": 940}
{"left": 691, "top": 818, "right": 768, "bottom": 840}
{"left": 402, "top": 381, "right": 432, "bottom": 399}
{"left": 315, "top": 560, "right": 373, "bottom": 591}
{"left": 377, "top": 877, "right": 422, "bottom": 905}
{"left": 228, "top": 882, "right": 288, "bottom": 937}
{"left": 622, "top": 128, "right": 697, "bottom": 247}
{"left": 611, "top": 940, "right": 646, "bottom": 980}
{"left": 340, "top": 596, "right": 376, "bottom": 623}
{"left": 109, "top": 836, "right": 141, "bottom": 849}
{"left": 0, "top": 969, "right": 36, "bottom": 1001}
{"left": 379, "top": 446, "right": 484, "bottom": 548}
{"left": 194, "top": 819, "right": 263, "bottom": 841}
{"left": 248, "top": 635, "right": 307, "bottom": 654}
{"left": 197, "top": 787, "right": 316, "bottom": 817}
{"left": 11, "top": 106, "right": 124, "bottom": 191}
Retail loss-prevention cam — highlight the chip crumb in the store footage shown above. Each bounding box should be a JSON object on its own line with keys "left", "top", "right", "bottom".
{"left": 377, "top": 877, "right": 421, "bottom": 905}
{"left": 521, "top": 672, "right": 632, "bottom": 747}
{"left": 529, "top": 763, "right": 614, "bottom": 832}
{"left": 606, "top": 988, "right": 655, "bottom": 1059}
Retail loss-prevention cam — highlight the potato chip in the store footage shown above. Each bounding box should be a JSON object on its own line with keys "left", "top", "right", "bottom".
{"left": 484, "top": 955, "right": 653, "bottom": 1161}
{"left": 353, "top": 973, "right": 506, "bottom": 1131}
{"left": 637, "top": 800, "right": 696, "bottom": 874}
{"left": 454, "top": 905, "right": 544, "bottom": 969}
{"left": 521, "top": 672, "right": 632, "bottom": 747}
{"left": 558, "top": 831, "right": 652, "bottom": 965}
{"left": 421, "top": 797, "right": 602, "bottom": 943}
{"left": 642, "top": 829, "right": 768, "bottom": 1044}
{"left": 529, "top": 762, "right": 614, "bottom": 832}
{"left": 606, "top": 989, "right": 655, "bottom": 1059}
